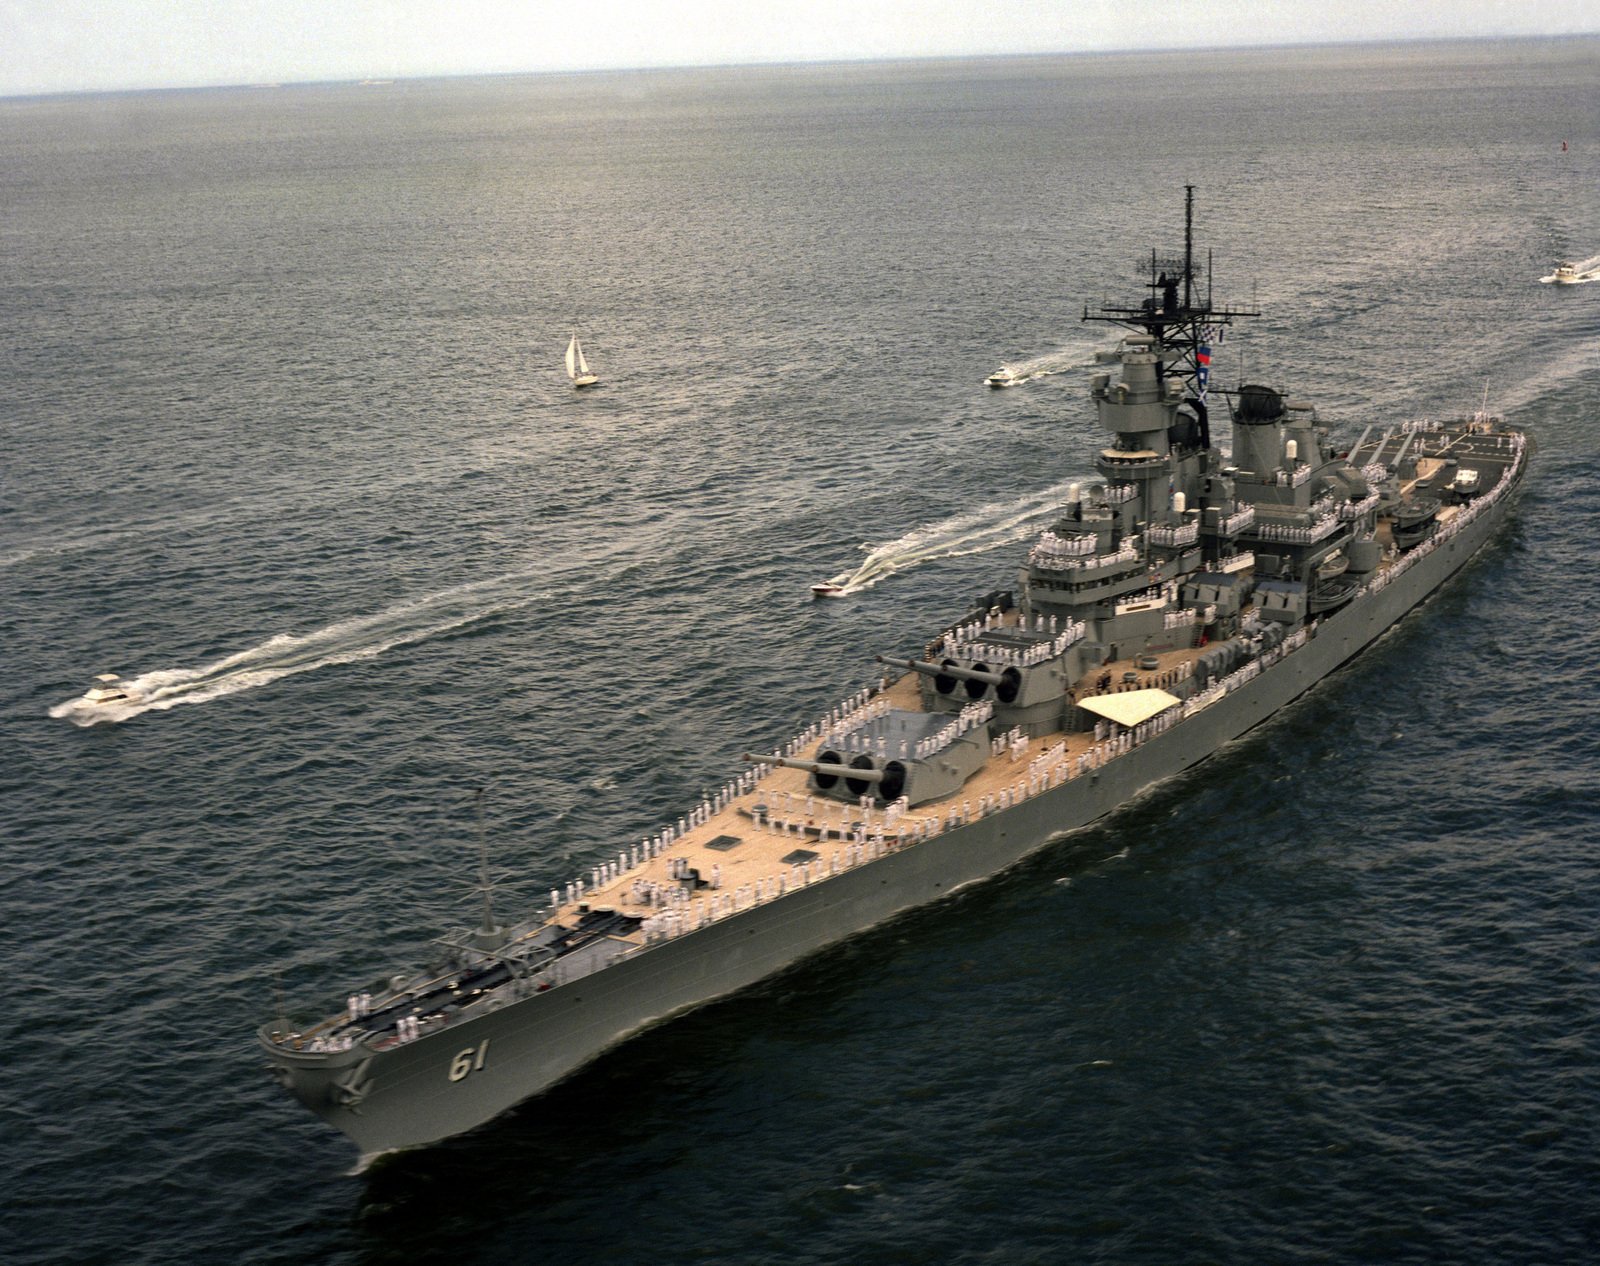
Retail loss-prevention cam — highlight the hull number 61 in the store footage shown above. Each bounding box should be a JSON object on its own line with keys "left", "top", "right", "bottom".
{"left": 448, "top": 1039, "right": 490, "bottom": 1082}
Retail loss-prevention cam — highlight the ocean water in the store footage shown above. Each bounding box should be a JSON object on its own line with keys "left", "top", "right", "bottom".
{"left": 3, "top": 37, "right": 1599, "bottom": 1265}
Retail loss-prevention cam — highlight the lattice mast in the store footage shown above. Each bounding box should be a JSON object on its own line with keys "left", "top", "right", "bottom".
{"left": 1082, "top": 186, "right": 1258, "bottom": 435}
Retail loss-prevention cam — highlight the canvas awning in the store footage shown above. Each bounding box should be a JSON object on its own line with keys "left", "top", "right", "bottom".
{"left": 1077, "top": 688, "right": 1183, "bottom": 729}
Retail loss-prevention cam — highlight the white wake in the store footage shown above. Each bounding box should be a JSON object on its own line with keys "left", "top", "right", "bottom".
{"left": 820, "top": 477, "right": 1085, "bottom": 596}
{"left": 50, "top": 571, "right": 556, "bottom": 726}
{"left": 985, "top": 339, "right": 1115, "bottom": 387}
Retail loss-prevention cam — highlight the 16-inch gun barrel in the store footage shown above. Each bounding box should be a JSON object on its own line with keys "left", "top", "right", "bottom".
{"left": 742, "top": 752, "right": 887, "bottom": 783}
{"left": 875, "top": 654, "right": 1004, "bottom": 686}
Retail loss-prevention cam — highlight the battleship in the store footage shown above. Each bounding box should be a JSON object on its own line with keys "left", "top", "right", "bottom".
{"left": 260, "top": 191, "right": 1529, "bottom": 1160}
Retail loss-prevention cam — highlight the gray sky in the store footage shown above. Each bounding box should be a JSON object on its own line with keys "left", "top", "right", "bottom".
{"left": 2, "top": 0, "right": 1595, "bottom": 97}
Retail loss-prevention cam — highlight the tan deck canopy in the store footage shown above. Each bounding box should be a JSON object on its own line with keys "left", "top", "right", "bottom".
{"left": 1077, "top": 688, "right": 1183, "bottom": 729}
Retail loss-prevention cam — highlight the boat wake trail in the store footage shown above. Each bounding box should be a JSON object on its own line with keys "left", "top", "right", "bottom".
{"left": 49, "top": 572, "right": 557, "bottom": 726}
{"left": 1540, "top": 253, "right": 1600, "bottom": 284}
{"left": 823, "top": 478, "right": 1082, "bottom": 595}
{"left": 987, "top": 340, "right": 1115, "bottom": 387}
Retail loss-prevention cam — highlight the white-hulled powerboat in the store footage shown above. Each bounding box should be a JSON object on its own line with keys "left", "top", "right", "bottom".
{"left": 83, "top": 673, "right": 138, "bottom": 705}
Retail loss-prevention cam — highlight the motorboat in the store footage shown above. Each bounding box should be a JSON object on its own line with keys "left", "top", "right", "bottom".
{"left": 984, "top": 367, "right": 1020, "bottom": 388}
{"left": 1541, "top": 258, "right": 1598, "bottom": 285}
{"left": 83, "top": 673, "right": 138, "bottom": 705}
{"left": 810, "top": 582, "right": 847, "bottom": 599}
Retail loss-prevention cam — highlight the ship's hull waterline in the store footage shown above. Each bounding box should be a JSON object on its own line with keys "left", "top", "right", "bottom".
{"left": 262, "top": 461, "right": 1522, "bottom": 1159}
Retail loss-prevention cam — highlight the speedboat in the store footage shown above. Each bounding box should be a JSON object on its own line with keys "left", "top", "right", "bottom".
{"left": 984, "top": 367, "right": 1020, "bottom": 388}
{"left": 810, "top": 582, "right": 847, "bottom": 600}
{"left": 83, "top": 673, "right": 138, "bottom": 705}
{"left": 1543, "top": 260, "right": 1596, "bottom": 284}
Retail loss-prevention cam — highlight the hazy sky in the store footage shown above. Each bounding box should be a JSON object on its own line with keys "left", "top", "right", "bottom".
{"left": 3, "top": 0, "right": 1596, "bottom": 97}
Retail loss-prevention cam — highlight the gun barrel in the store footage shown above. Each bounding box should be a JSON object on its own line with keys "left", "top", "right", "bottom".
{"left": 742, "top": 753, "right": 886, "bottom": 783}
{"left": 876, "top": 654, "right": 1004, "bottom": 686}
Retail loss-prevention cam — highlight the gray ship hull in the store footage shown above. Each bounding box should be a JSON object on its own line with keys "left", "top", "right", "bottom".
{"left": 264, "top": 462, "right": 1520, "bottom": 1159}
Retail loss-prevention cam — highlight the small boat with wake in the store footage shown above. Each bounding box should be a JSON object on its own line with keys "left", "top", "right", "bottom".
{"left": 1541, "top": 258, "right": 1599, "bottom": 285}
{"left": 984, "top": 366, "right": 1021, "bottom": 388}
{"left": 83, "top": 673, "right": 139, "bottom": 705}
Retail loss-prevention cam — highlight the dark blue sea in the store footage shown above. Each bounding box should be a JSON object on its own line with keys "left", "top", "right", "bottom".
{"left": 4, "top": 38, "right": 1598, "bottom": 1265}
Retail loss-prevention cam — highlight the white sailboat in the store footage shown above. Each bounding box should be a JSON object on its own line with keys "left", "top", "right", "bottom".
{"left": 565, "top": 333, "right": 598, "bottom": 388}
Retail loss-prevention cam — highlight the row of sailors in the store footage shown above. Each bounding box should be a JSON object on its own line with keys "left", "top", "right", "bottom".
{"left": 622, "top": 866, "right": 723, "bottom": 907}
{"left": 302, "top": 1033, "right": 357, "bottom": 1053}
{"left": 556, "top": 829, "right": 714, "bottom": 908}
{"left": 1032, "top": 529, "right": 1098, "bottom": 558}
{"left": 991, "top": 725, "right": 1029, "bottom": 761}
{"left": 1338, "top": 490, "right": 1382, "bottom": 521}
{"left": 947, "top": 607, "right": 1019, "bottom": 645}
{"left": 775, "top": 686, "right": 885, "bottom": 753}
{"left": 832, "top": 699, "right": 995, "bottom": 759}
{"left": 943, "top": 625, "right": 1083, "bottom": 667}
{"left": 346, "top": 992, "right": 374, "bottom": 1019}
{"left": 821, "top": 694, "right": 892, "bottom": 743}
{"left": 1118, "top": 579, "right": 1178, "bottom": 609}
{"left": 1148, "top": 520, "right": 1201, "bottom": 547}
{"left": 767, "top": 789, "right": 904, "bottom": 822}
{"left": 1217, "top": 503, "right": 1257, "bottom": 534}
{"left": 914, "top": 700, "right": 993, "bottom": 759}
{"left": 754, "top": 798, "right": 895, "bottom": 837}
{"left": 759, "top": 805, "right": 918, "bottom": 847}
{"left": 1029, "top": 537, "right": 1141, "bottom": 573}
{"left": 1254, "top": 510, "right": 1340, "bottom": 545}
{"left": 628, "top": 768, "right": 762, "bottom": 877}
{"left": 1027, "top": 740, "right": 1069, "bottom": 783}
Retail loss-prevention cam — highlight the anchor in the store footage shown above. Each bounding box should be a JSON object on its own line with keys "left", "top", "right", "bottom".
{"left": 329, "top": 1057, "right": 374, "bottom": 1113}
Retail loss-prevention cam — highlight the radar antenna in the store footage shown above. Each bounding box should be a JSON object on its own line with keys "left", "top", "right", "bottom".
{"left": 1083, "top": 185, "right": 1259, "bottom": 403}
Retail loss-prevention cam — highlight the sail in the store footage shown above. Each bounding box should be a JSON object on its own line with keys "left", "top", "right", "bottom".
{"left": 576, "top": 339, "right": 591, "bottom": 375}
{"left": 565, "top": 335, "right": 578, "bottom": 380}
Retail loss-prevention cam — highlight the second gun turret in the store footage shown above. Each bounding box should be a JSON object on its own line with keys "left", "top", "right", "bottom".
{"left": 878, "top": 641, "right": 1077, "bottom": 738}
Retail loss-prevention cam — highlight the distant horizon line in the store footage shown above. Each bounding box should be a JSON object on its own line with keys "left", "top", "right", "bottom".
{"left": 4, "top": 30, "right": 1596, "bottom": 104}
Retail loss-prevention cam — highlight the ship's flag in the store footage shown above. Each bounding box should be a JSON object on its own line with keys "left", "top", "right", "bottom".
{"left": 1196, "top": 343, "right": 1212, "bottom": 401}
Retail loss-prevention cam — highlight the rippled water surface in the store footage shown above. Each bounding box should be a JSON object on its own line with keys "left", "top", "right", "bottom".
{"left": 3, "top": 38, "right": 1599, "bottom": 1266}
